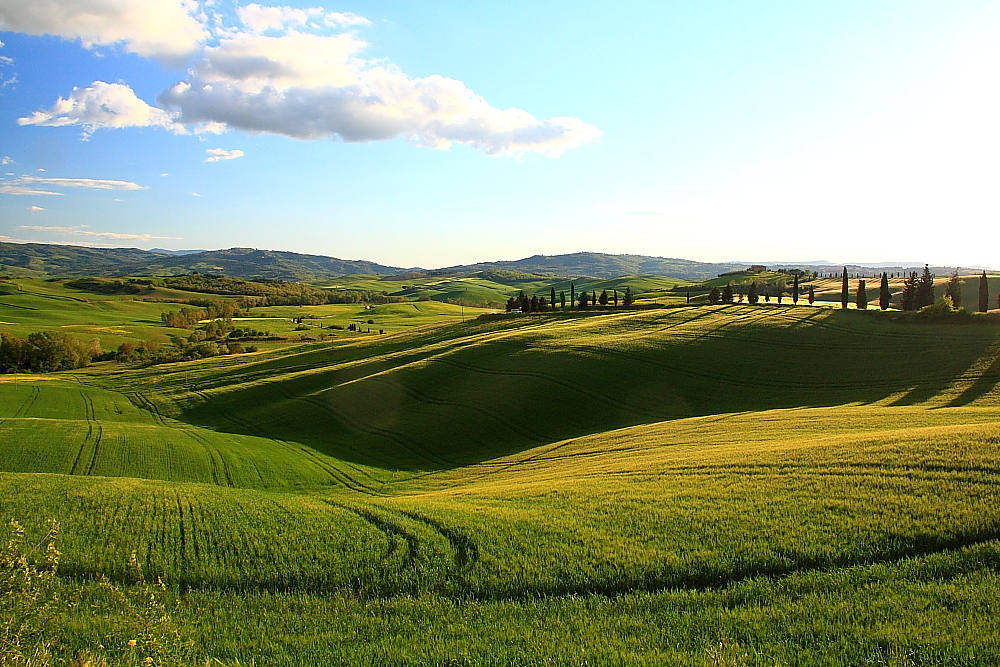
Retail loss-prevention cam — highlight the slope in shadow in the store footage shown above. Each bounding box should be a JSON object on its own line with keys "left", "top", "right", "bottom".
{"left": 159, "top": 308, "right": 1000, "bottom": 472}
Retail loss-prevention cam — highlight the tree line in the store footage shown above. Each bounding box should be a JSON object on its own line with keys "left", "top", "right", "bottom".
{"left": 505, "top": 284, "right": 634, "bottom": 312}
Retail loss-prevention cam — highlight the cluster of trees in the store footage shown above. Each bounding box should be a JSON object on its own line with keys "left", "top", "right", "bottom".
{"left": 709, "top": 275, "right": 811, "bottom": 305}
{"left": 161, "top": 274, "right": 403, "bottom": 306}
{"left": 897, "top": 266, "right": 937, "bottom": 311}
{"left": 505, "top": 284, "right": 635, "bottom": 313}
{"left": 65, "top": 278, "right": 146, "bottom": 295}
{"left": 0, "top": 331, "right": 99, "bottom": 372}
{"left": 160, "top": 301, "right": 244, "bottom": 328}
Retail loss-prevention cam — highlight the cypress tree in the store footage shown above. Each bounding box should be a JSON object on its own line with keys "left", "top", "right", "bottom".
{"left": 560, "top": 291, "right": 566, "bottom": 308}
{"left": 808, "top": 285, "right": 815, "bottom": 305}
{"left": 686, "top": 290, "right": 690, "bottom": 304}
{"left": 721, "top": 284, "right": 734, "bottom": 304}
{"left": 792, "top": 274, "right": 799, "bottom": 304}
{"left": 578, "top": 291, "right": 588, "bottom": 308}
{"left": 979, "top": 271, "right": 989, "bottom": 312}
{"left": 879, "top": 272, "right": 890, "bottom": 310}
{"left": 623, "top": 286, "right": 634, "bottom": 307}
{"left": 856, "top": 280, "right": 867, "bottom": 310}
{"left": 901, "top": 272, "right": 918, "bottom": 311}
{"left": 747, "top": 280, "right": 759, "bottom": 305}
{"left": 599, "top": 289, "right": 609, "bottom": 306}
{"left": 916, "top": 265, "right": 935, "bottom": 308}
{"left": 776, "top": 280, "right": 784, "bottom": 304}
{"left": 550, "top": 287, "right": 557, "bottom": 311}
{"left": 709, "top": 287, "right": 720, "bottom": 304}
{"left": 840, "top": 267, "right": 849, "bottom": 309}
{"left": 614, "top": 289, "right": 619, "bottom": 306}
{"left": 592, "top": 290, "right": 597, "bottom": 306}
{"left": 945, "top": 270, "right": 962, "bottom": 309}
{"left": 530, "top": 295, "right": 539, "bottom": 312}
{"left": 570, "top": 283, "right": 576, "bottom": 309}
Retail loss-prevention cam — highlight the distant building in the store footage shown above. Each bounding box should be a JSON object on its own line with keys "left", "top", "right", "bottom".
{"left": 749, "top": 265, "right": 767, "bottom": 273}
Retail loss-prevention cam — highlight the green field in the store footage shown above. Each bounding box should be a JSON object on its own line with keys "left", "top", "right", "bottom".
{"left": 2, "top": 304, "right": 1000, "bottom": 665}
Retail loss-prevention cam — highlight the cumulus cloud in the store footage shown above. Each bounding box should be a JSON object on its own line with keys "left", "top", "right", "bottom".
{"left": 17, "top": 224, "right": 180, "bottom": 240}
{"left": 14, "top": 3, "right": 601, "bottom": 156}
{"left": 27, "top": 205, "right": 44, "bottom": 211}
{"left": 0, "top": 0, "right": 207, "bottom": 66}
{"left": 17, "top": 81, "right": 182, "bottom": 137}
{"left": 190, "top": 192, "right": 201, "bottom": 196}
{"left": 1, "top": 156, "right": 12, "bottom": 164}
{"left": 156, "top": 30, "right": 601, "bottom": 156}
{"left": 0, "top": 55, "right": 12, "bottom": 65}
{"left": 0, "top": 176, "right": 147, "bottom": 195}
{"left": 205, "top": 148, "right": 244, "bottom": 161}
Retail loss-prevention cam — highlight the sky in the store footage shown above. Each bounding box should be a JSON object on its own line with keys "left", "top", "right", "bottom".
{"left": 0, "top": 0, "right": 999, "bottom": 269}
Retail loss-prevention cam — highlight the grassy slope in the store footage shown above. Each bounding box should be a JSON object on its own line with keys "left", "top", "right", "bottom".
{"left": 2, "top": 305, "right": 1000, "bottom": 663}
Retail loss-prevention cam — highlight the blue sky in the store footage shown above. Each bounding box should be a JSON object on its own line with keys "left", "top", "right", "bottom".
{"left": 1, "top": 0, "right": 998, "bottom": 269}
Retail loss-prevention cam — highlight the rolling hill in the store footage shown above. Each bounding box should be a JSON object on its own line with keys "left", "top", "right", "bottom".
{"left": 3, "top": 304, "right": 1000, "bottom": 664}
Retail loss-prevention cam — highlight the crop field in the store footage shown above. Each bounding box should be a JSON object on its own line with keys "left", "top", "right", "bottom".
{"left": 2, "top": 304, "right": 1000, "bottom": 665}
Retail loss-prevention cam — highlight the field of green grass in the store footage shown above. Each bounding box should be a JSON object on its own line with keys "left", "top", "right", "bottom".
{"left": 2, "top": 304, "right": 1000, "bottom": 664}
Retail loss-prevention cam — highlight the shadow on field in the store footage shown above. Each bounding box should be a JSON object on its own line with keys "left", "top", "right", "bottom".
{"left": 158, "top": 307, "right": 1000, "bottom": 472}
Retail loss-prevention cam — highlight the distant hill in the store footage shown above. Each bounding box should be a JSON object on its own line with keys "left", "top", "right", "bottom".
{"left": 447, "top": 252, "right": 748, "bottom": 281}
{"left": 0, "top": 244, "right": 404, "bottom": 280}
{"left": 0, "top": 242, "right": 982, "bottom": 282}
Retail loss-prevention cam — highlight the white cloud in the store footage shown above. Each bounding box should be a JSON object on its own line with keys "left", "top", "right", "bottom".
{"left": 204, "top": 147, "right": 244, "bottom": 161}
{"left": 190, "top": 192, "right": 201, "bottom": 196}
{"left": 16, "top": 5, "right": 600, "bottom": 157}
{"left": 236, "top": 4, "right": 369, "bottom": 34}
{"left": 36, "top": 168, "right": 44, "bottom": 171}
{"left": 156, "top": 31, "right": 601, "bottom": 156}
{"left": 0, "top": 55, "right": 12, "bottom": 65}
{"left": 16, "top": 224, "right": 180, "bottom": 240}
{"left": 160, "top": 173, "right": 168, "bottom": 176}
{"left": 0, "top": 176, "right": 147, "bottom": 195}
{"left": 17, "top": 81, "right": 183, "bottom": 137}
{"left": 0, "top": 0, "right": 207, "bottom": 66}
{"left": 2, "top": 156, "right": 14, "bottom": 164}
{"left": 27, "top": 205, "right": 44, "bottom": 211}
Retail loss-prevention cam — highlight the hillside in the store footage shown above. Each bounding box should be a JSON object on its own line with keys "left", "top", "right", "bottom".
{"left": 3, "top": 305, "right": 1000, "bottom": 663}
{"left": 0, "top": 243, "right": 404, "bottom": 280}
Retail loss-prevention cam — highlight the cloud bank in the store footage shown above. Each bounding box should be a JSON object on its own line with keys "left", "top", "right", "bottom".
{"left": 13, "top": 1, "right": 601, "bottom": 157}
{"left": 17, "top": 225, "right": 180, "bottom": 240}
{"left": 0, "top": 176, "right": 147, "bottom": 195}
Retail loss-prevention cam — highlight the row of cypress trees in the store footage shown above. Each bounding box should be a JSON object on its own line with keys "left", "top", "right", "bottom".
{"left": 840, "top": 267, "right": 992, "bottom": 312}
{"left": 505, "top": 284, "right": 635, "bottom": 312}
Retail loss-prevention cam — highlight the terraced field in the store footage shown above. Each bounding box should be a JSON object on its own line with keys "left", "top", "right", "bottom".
{"left": 2, "top": 304, "right": 1000, "bottom": 665}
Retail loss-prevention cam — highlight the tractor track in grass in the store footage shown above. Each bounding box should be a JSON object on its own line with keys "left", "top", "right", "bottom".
{"left": 323, "top": 500, "right": 420, "bottom": 567}
{"left": 85, "top": 423, "right": 103, "bottom": 476}
{"left": 391, "top": 508, "right": 480, "bottom": 569}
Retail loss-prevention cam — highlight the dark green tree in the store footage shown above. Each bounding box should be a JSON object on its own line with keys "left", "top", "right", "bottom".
{"left": 792, "top": 274, "right": 799, "bottom": 304}
{"left": 530, "top": 295, "right": 539, "bottom": 312}
{"left": 979, "top": 271, "right": 989, "bottom": 312}
{"left": 901, "top": 272, "right": 918, "bottom": 311}
{"left": 613, "top": 289, "right": 619, "bottom": 306}
{"left": 623, "top": 286, "right": 634, "bottom": 307}
{"left": 550, "top": 287, "right": 557, "bottom": 311}
{"left": 840, "top": 267, "right": 849, "bottom": 309}
{"left": 560, "top": 290, "right": 566, "bottom": 308}
{"left": 747, "top": 281, "right": 759, "bottom": 305}
{"left": 945, "top": 270, "right": 962, "bottom": 309}
{"left": 776, "top": 279, "right": 785, "bottom": 304}
{"left": 915, "top": 265, "right": 935, "bottom": 308}
{"left": 570, "top": 282, "right": 576, "bottom": 308}
{"left": 709, "top": 287, "right": 721, "bottom": 304}
{"left": 879, "top": 272, "right": 890, "bottom": 310}
{"left": 592, "top": 290, "right": 597, "bottom": 306}
{"left": 856, "top": 280, "right": 867, "bottom": 310}
{"left": 599, "top": 289, "right": 609, "bottom": 306}
{"left": 578, "top": 291, "right": 588, "bottom": 308}
{"left": 539, "top": 296, "right": 548, "bottom": 310}
{"left": 808, "top": 285, "right": 815, "bottom": 305}
{"left": 721, "top": 284, "right": 734, "bottom": 304}
{"left": 686, "top": 290, "right": 691, "bottom": 304}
